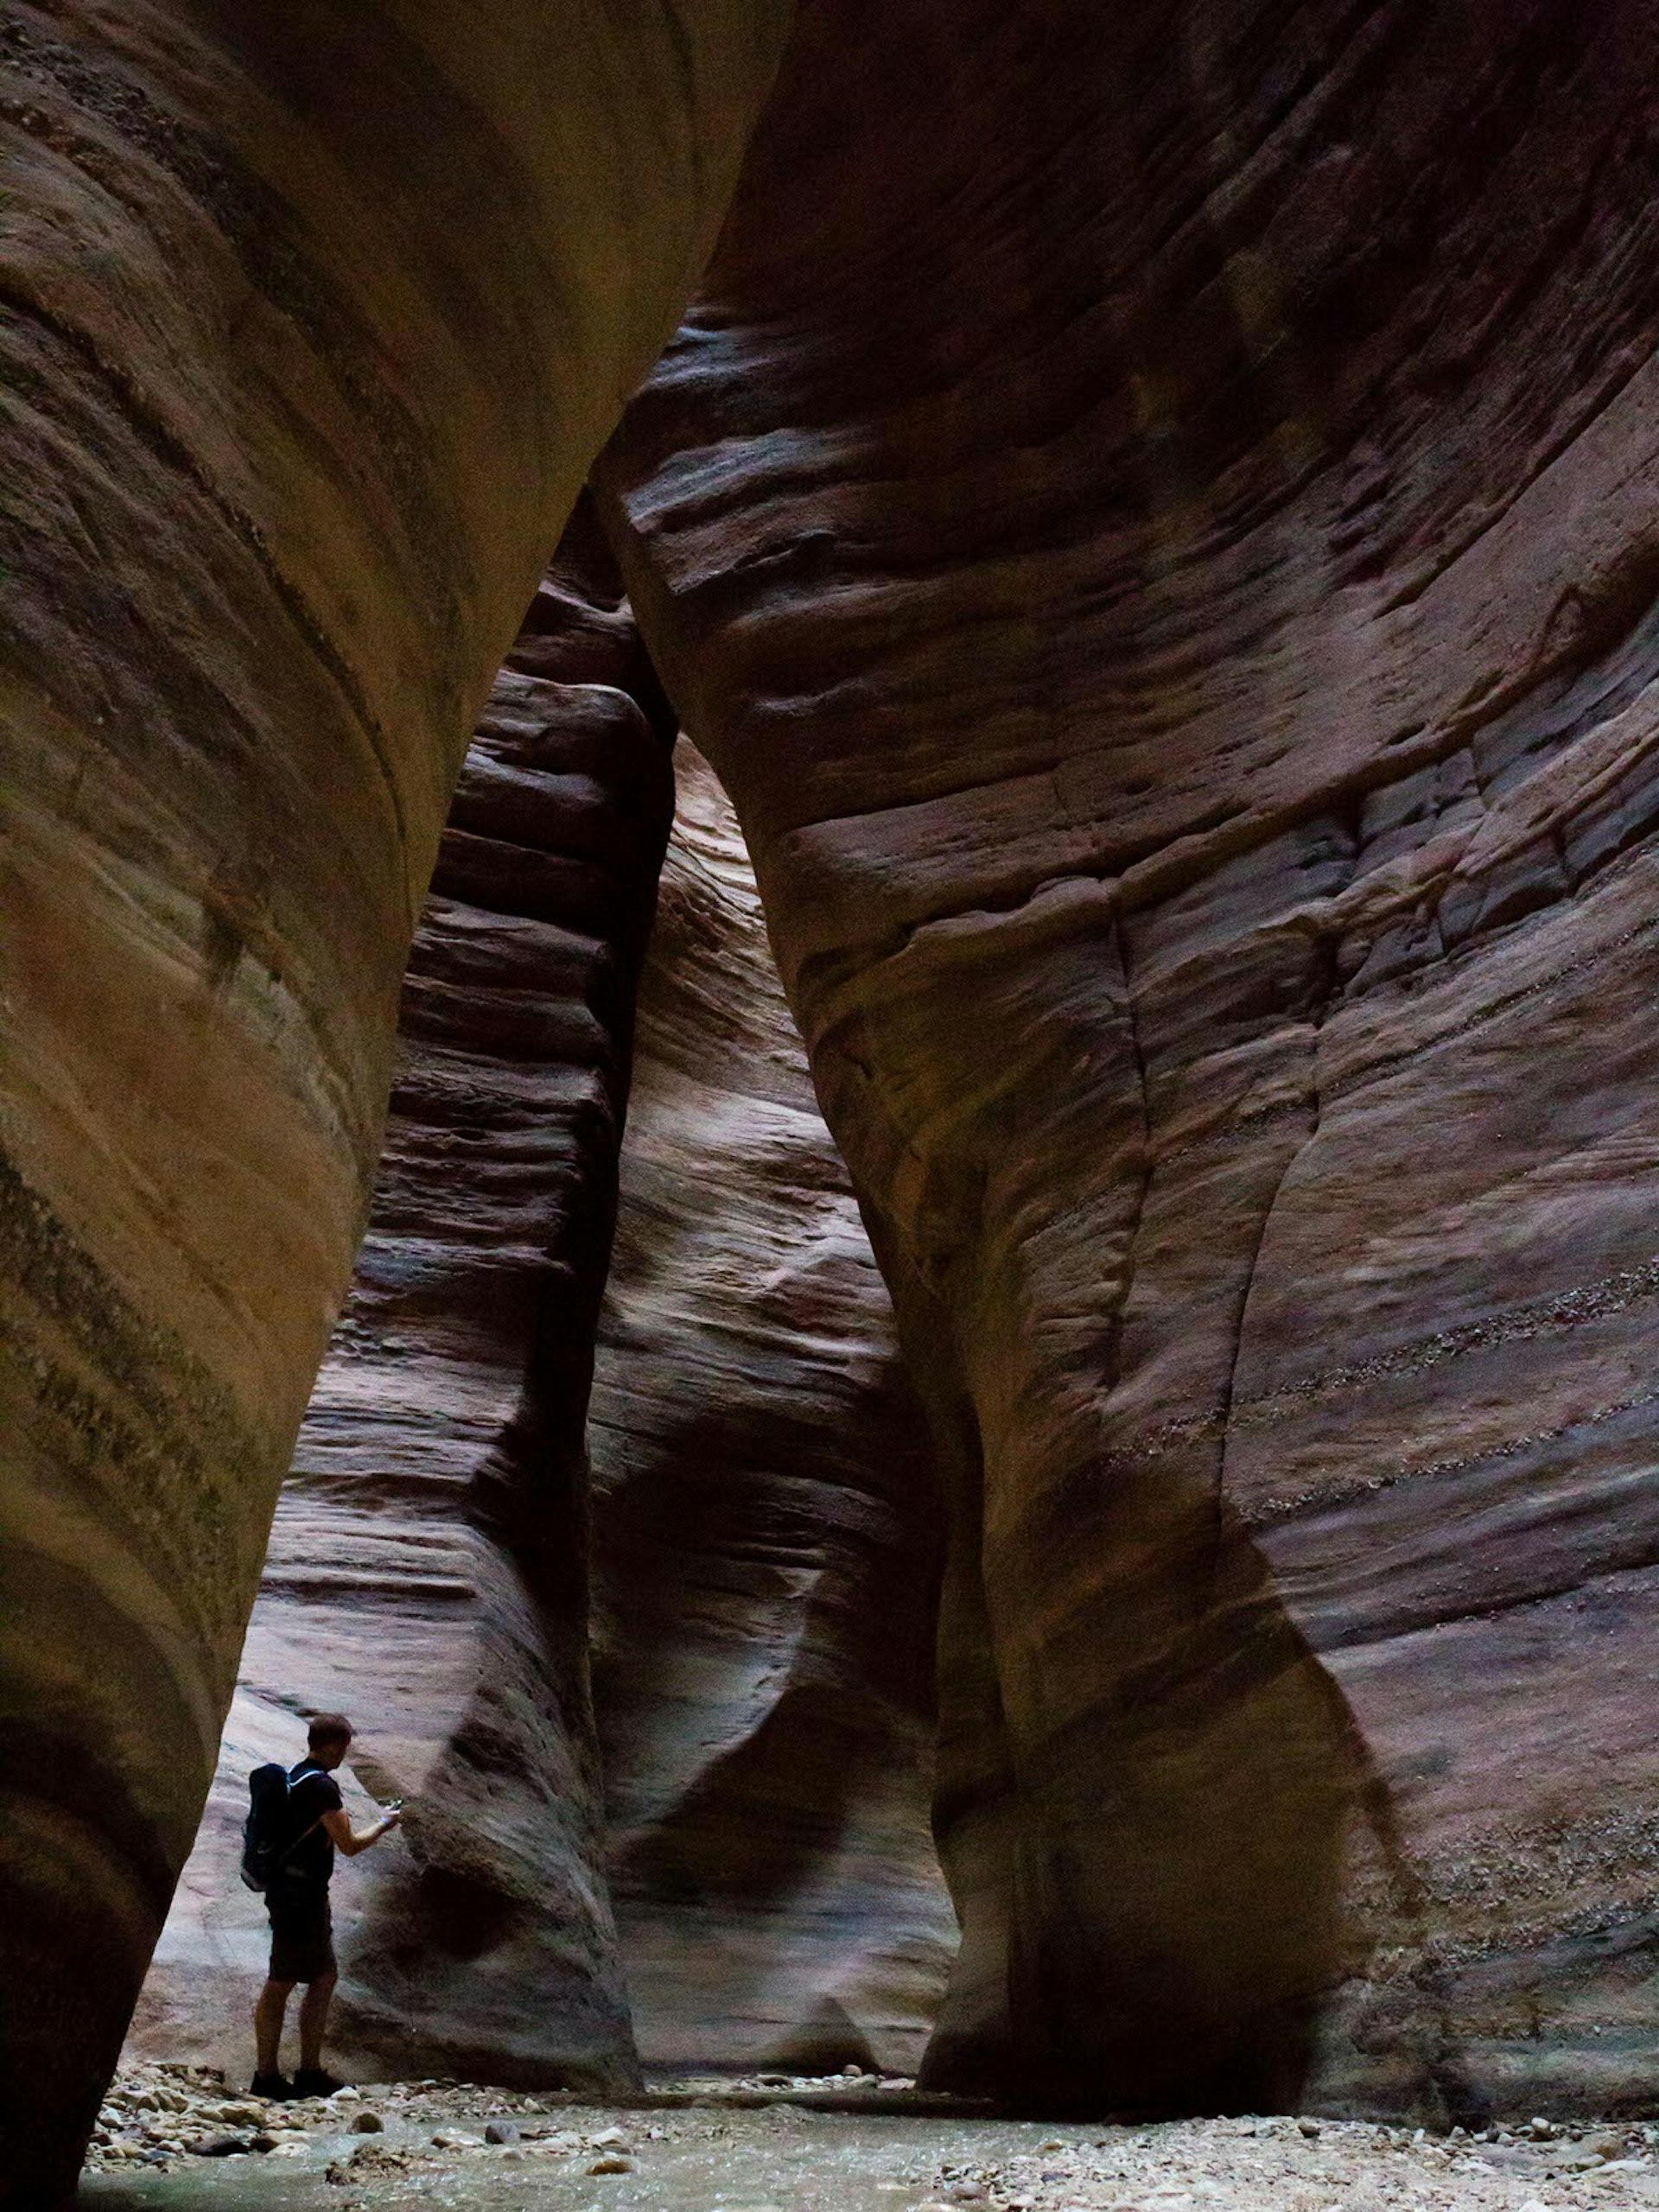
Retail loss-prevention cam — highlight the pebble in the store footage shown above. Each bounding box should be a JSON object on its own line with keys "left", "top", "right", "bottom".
{"left": 483, "top": 2120, "right": 518, "bottom": 2145}
{"left": 351, "top": 2109, "right": 385, "bottom": 2133}
{"left": 588, "top": 2153, "right": 634, "bottom": 2174}
{"left": 190, "top": 2133, "right": 253, "bottom": 2158}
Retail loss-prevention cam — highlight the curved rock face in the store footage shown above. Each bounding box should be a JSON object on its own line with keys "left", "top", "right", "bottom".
{"left": 0, "top": 7, "right": 789, "bottom": 2196}
{"left": 133, "top": 696, "right": 950, "bottom": 2082}
{"left": 130, "top": 513, "right": 675, "bottom": 2091}
{"left": 591, "top": 740, "right": 952, "bottom": 2074}
{"left": 16, "top": 0, "right": 1659, "bottom": 2187}
{"left": 599, "top": 0, "right": 1659, "bottom": 2120}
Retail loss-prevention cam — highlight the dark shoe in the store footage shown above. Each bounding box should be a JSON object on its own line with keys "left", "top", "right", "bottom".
{"left": 250, "top": 2072, "right": 296, "bottom": 2101}
{"left": 292, "top": 2068, "right": 346, "bottom": 2099}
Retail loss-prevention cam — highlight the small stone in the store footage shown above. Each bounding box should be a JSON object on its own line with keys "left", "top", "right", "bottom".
{"left": 351, "top": 2110, "right": 385, "bottom": 2133}
{"left": 1299, "top": 2120, "right": 1321, "bottom": 2139}
{"left": 589, "top": 2126, "right": 631, "bottom": 2148}
{"left": 191, "top": 2134, "right": 252, "bottom": 2158}
{"left": 484, "top": 2120, "right": 518, "bottom": 2145}
{"left": 251, "top": 2133, "right": 280, "bottom": 2153}
{"left": 588, "top": 2153, "right": 634, "bottom": 2174}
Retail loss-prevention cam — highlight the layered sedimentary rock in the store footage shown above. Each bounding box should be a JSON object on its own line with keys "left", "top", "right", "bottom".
{"left": 0, "top": 4, "right": 790, "bottom": 2197}
{"left": 132, "top": 513, "right": 676, "bottom": 2088}
{"left": 590, "top": 741, "right": 952, "bottom": 2072}
{"left": 17, "top": 0, "right": 1659, "bottom": 2187}
{"left": 599, "top": 0, "right": 1659, "bottom": 2120}
{"left": 135, "top": 705, "right": 951, "bottom": 2079}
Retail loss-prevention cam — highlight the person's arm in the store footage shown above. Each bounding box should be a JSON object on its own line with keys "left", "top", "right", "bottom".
{"left": 321, "top": 1803, "right": 401, "bottom": 1858}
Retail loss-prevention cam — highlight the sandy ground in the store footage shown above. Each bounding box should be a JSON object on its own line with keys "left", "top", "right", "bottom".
{"left": 79, "top": 2064, "right": 1659, "bottom": 2212}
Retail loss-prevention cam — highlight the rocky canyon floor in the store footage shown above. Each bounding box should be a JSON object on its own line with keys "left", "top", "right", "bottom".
{"left": 77, "top": 2066, "right": 1659, "bottom": 2212}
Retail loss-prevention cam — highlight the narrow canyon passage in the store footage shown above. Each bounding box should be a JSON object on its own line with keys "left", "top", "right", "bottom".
{"left": 131, "top": 561, "right": 954, "bottom": 2091}
{"left": 9, "top": 0, "right": 1659, "bottom": 2202}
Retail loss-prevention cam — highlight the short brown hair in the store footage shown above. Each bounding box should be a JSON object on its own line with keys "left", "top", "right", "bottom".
{"left": 308, "top": 1713, "right": 353, "bottom": 1751}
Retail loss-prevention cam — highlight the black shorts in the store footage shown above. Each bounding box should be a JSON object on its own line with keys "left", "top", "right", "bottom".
{"left": 267, "top": 1890, "right": 335, "bottom": 1985}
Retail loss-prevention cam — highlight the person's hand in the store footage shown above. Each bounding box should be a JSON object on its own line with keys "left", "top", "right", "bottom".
{"left": 379, "top": 1805, "right": 403, "bottom": 1834}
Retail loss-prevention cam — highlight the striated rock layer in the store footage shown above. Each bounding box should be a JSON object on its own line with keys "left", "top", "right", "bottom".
{"left": 590, "top": 740, "right": 952, "bottom": 2074}
{"left": 0, "top": 4, "right": 790, "bottom": 2197}
{"left": 131, "top": 512, "right": 676, "bottom": 2090}
{"left": 134, "top": 709, "right": 952, "bottom": 2077}
{"left": 599, "top": 0, "right": 1659, "bottom": 2121}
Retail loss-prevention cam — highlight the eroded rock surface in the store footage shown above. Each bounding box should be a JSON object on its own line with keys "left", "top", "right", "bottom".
{"left": 0, "top": 3, "right": 791, "bottom": 2196}
{"left": 134, "top": 708, "right": 950, "bottom": 2080}
{"left": 130, "top": 513, "right": 676, "bottom": 2091}
{"left": 590, "top": 742, "right": 952, "bottom": 2074}
{"left": 598, "top": 0, "right": 1659, "bottom": 2120}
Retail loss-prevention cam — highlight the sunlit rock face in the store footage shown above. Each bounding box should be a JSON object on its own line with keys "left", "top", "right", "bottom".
{"left": 131, "top": 681, "right": 950, "bottom": 2078}
{"left": 599, "top": 0, "right": 1659, "bottom": 2120}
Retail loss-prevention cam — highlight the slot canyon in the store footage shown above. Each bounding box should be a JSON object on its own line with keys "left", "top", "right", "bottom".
{"left": 5, "top": 2, "right": 1659, "bottom": 2206}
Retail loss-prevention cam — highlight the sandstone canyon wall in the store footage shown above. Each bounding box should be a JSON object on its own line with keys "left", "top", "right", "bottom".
{"left": 129, "top": 506, "right": 678, "bottom": 2089}
{"left": 589, "top": 741, "right": 951, "bottom": 2074}
{"left": 0, "top": 6, "right": 791, "bottom": 2196}
{"left": 13, "top": 0, "right": 1659, "bottom": 2194}
{"left": 134, "top": 683, "right": 952, "bottom": 2082}
{"left": 600, "top": 0, "right": 1659, "bottom": 2125}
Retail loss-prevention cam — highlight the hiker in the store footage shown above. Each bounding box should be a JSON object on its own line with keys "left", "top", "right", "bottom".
{"left": 249, "top": 1713, "right": 400, "bottom": 2098}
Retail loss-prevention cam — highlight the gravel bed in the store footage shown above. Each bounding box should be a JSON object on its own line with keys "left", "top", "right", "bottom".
{"left": 79, "top": 2060, "right": 1659, "bottom": 2210}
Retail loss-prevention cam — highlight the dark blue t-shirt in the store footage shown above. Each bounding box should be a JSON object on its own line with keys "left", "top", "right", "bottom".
{"left": 274, "top": 1761, "right": 343, "bottom": 1897}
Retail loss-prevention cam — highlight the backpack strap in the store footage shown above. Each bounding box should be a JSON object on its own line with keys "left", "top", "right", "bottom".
{"left": 271, "top": 1767, "right": 334, "bottom": 1878}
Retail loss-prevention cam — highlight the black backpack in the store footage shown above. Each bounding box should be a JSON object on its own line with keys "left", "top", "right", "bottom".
{"left": 239, "top": 1762, "right": 322, "bottom": 1892}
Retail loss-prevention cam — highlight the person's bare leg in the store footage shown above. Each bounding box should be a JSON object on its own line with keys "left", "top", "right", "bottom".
{"left": 297, "top": 1974, "right": 338, "bottom": 2075}
{"left": 253, "top": 1981, "right": 294, "bottom": 2078}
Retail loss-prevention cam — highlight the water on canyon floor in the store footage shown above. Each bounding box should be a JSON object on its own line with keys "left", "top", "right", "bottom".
{"left": 77, "top": 2070, "right": 1659, "bottom": 2211}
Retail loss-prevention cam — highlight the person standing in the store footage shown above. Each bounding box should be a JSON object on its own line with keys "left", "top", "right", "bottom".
{"left": 251, "top": 1713, "right": 400, "bottom": 2098}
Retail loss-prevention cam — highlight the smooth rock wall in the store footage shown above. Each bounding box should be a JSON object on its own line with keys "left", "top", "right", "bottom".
{"left": 599, "top": 0, "right": 1659, "bottom": 2120}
